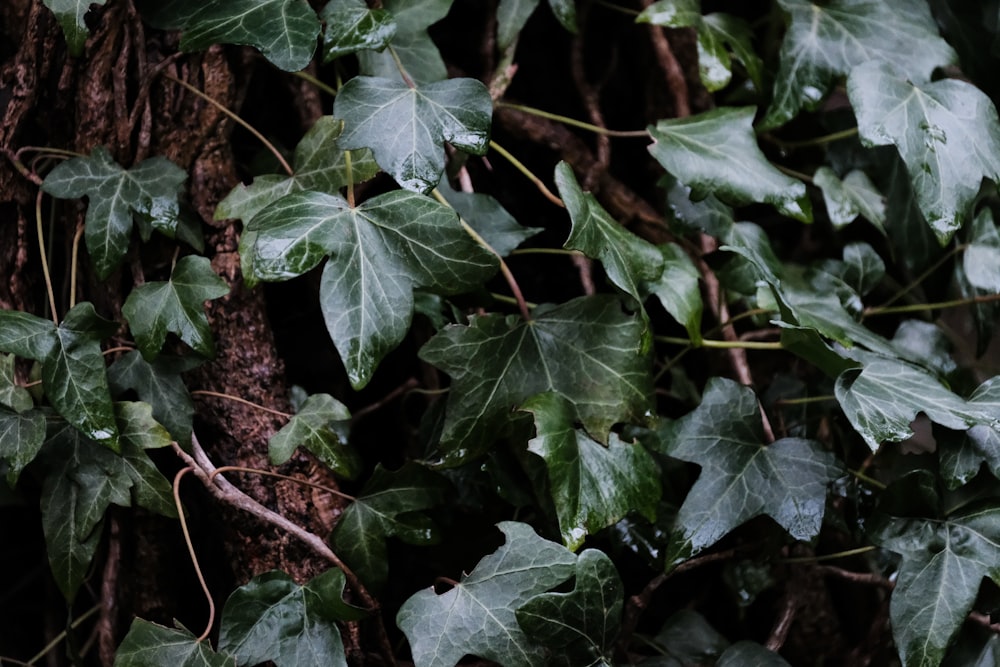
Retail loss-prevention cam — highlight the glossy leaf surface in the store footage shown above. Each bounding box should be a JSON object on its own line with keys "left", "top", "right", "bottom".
{"left": 646, "top": 243, "right": 703, "bottom": 343}
{"left": 320, "top": 0, "right": 396, "bottom": 62}
{"left": 0, "top": 407, "right": 46, "bottom": 485}
{"left": 115, "top": 620, "right": 235, "bottom": 666}
{"left": 268, "top": 393, "right": 357, "bottom": 479}
{"left": 107, "top": 351, "right": 196, "bottom": 446}
{"left": 813, "top": 167, "right": 887, "bottom": 232}
{"left": 356, "top": 0, "right": 452, "bottom": 83}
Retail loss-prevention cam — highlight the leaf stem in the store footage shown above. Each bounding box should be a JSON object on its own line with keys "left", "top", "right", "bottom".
{"left": 292, "top": 70, "right": 338, "bottom": 97}
{"left": 864, "top": 292, "right": 1000, "bottom": 317}
{"left": 36, "top": 190, "right": 58, "bottom": 324}
{"left": 344, "top": 149, "right": 355, "bottom": 208}
{"left": 869, "top": 243, "right": 968, "bottom": 311}
{"left": 774, "top": 163, "right": 814, "bottom": 185}
{"left": 655, "top": 335, "right": 783, "bottom": 350}
{"left": 387, "top": 45, "right": 416, "bottom": 89}
{"left": 592, "top": 0, "right": 641, "bottom": 16}
{"left": 779, "top": 545, "right": 877, "bottom": 564}
{"left": 509, "top": 247, "right": 581, "bottom": 257}
{"left": 848, "top": 468, "right": 887, "bottom": 489}
{"left": 15, "top": 146, "right": 86, "bottom": 159}
{"left": 773, "top": 395, "right": 836, "bottom": 406}
{"left": 210, "top": 466, "right": 356, "bottom": 502}
{"left": 22, "top": 603, "right": 101, "bottom": 665}
{"left": 69, "top": 222, "right": 84, "bottom": 309}
{"left": 490, "top": 292, "right": 538, "bottom": 309}
{"left": 191, "top": 389, "right": 292, "bottom": 419}
{"left": 488, "top": 140, "right": 565, "bottom": 207}
{"left": 495, "top": 102, "right": 649, "bottom": 137}
{"left": 164, "top": 74, "right": 293, "bottom": 177}
{"left": 173, "top": 466, "right": 216, "bottom": 643}
{"left": 764, "top": 127, "right": 859, "bottom": 149}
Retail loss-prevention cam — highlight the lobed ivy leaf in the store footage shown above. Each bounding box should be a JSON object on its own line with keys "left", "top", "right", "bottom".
{"left": 0, "top": 353, "right": 34, "bottom": 413}
{"left": 873, "top": 507, "right": 1000, "bottom": 667}
{"left": 660, "top": 173, "right": 735, "bottom": 238}
{"left": 717, "top": 642, "right": 793, "bottom": 666}
{"left": 645, "top": 243, "right": 703, "bottom": 344}
{"left": 0, "top": 407, "right": 46, "bottom": 486}
{"left": 516, "top": 549, "right": 623, "bottom": 666}
{"left": 840, "top": 242, "right": 886, "bottom": 297}
{"left": 115, "top": 619, "right": 235, "bottom": 667}
{"left": 813, "top": 167, "right": 887, "bottom": 233}
{"left": 217, "top": 569, "right": 364, "bottom": 667}
{"left": 241, "top": 189, "right": 496, "bottom": 389}
{"left": 648, "top": 107, "right": 812, "bottom": 222}
{"left": 107, "top": 351, "right": 197, "bottom": 446}
{"left": 649, "top": 610, "right": 730, "bottom": 664}
{"left": 496, "top": 0, "right": 577, "bottom": 48}
{"left": 122, "top": 255, "right": 229, "bottom": 360}
{"left": 437, "top": 177, "right": 541, "bottom": 257}
{"left": 42, "top": 0, "right": 107, "bottom": 55}
{"left": 42, "top": 147, "right": 187, "bottom": 279}
{"left": 268, "top": 393, "right": 358, "bottom": 479}
{"left": 397, "top": 521, "right": 577, "bottom": 667}
{"left": 761, "top": 0, "right": 955, "bottom": 129}
{"left": 334, "top": 76, "right": 492, "bottom": 193}
{"left": 522, "top": 392, "right": 660, "bottom": 551}
{"left": 356, "top": 0, "right": 452, "bottom": 84}
{"left": 216, "top": 116, "right": 378, "bottom": 225}
{"left": 329, "top": 463, "right": 446, "bottom": 591}
{"left": 637, "top": 0, "right": 762, "bottom": 92}
{"left": 555, "top": 162, "right": 664, "bottom": 304}
{"left": 940, "top": 378, "right": 1000, "bottom": 489}
{"left": 320, "top": 0, "right": 396, "bottom": 62}
{"left": 847, "top": 62, "right": 1000, "bottom": 243}
{"left": 658, "top": 378, "right": 843, "bottom": 566}
{"left": 419, "top": 295, "right": 654, "bottom": 467}
{"left": 964, "top": 208, "right": 1000, "bottom": 293}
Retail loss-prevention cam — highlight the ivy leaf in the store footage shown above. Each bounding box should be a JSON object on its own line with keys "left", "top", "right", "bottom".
{"left": 813, "top": 167, "right": 887, "bottom": 233}
{"left": 242, "top": 190, "right": 495, "bottom": 389}
{"left": 357, "top": 0, "right": 452, "bottom": 84}
{"left": 661, "top": 173, "right": 735, "bottom": 238}
{"left": 122, "top": 255, "right": 229, "bottom": 360}
{"left": 0, "top": 407, "right": 46, "bottom": 485}
{"left": 547, "top": 0, "right": 576, "bottom": 32}
{"left": 217, "top": 569, "right": 363, "bottom": 667}
{"left": 496, "top": 0, "right": 577, "bottom": 48}
{"left": 637, "top": 1, "right": 762, "bottom": 92}
{"left": 847, "top": 62, "right": 1000, "bottom": 242}
{"left": 555, "top": 162, "right": 664, "bottom": 303}
{"left": 320, "top": 0, "right": 396, "bottom": 62}
{"left": 437, "top": 178, "right": 541, "bottom": 257}
{"left": 964, "top": 208, "right": 1000, "bottom": 292}
{"left": 42, "top": 147, "right": 187, "bottom": 279}
{"left": 873, "top": 507, "right": 1000, "bottom": 667}
{"left": 115, "top": 619, "right": 235, "bottom": 667}
{"left": 648, "top": 107, "right": 812, "bottom": 222}
{"left": 107, "top": 351, "right": 196, "bottom": 446}
{"left": 329, "top": 463, "right": 446, "bottom": 591}
{"left": 419, "top": 295, "right": 654, "bottom": 467}
{"left": 42, "top": 0, "right": 108, "bottom": 55}
{"left": 216, "top": 116, "right": 378, "bottom": 225}
{"left": 761, "top": 0, "right": 955, "bottom": 129}
{"left": 397, "top": 521, "right": 577, "bottom": 667}
{"left": 645, "top": 243, "right": 703, "bottom": 343}
{"left": 840, "top": 242, "right": 886, "bottom": 297}
{"left": 334, "top": 76, "right": 493, "bottom": 193}
{"left": 516, "top": 549, "right": 623, "bottom": 666}
{"left": 522, "top": 392, "right": 660, "bottom": 551}
{"left": 940, "top": 378, "right": 1000, "bottom": 489}
{"left": 269, "top": 393, "right": 358, "bottom": 479}
{"left": 717, "top": 642, "right": 793, "bottom": 666}
{"left": 0, "top": 353, "right": 33, "bottom": 413}
{"left": 658, "top": 377, "right": 843, "bottom": 566}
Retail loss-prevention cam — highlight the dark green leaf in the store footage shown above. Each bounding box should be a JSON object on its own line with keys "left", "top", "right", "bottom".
{"left": 420, "top": 295, "right": 654, "bottom": 467}
{"left": 437, "top": 177, "right": 541, "bottom": 257}
{"left": 646, "top": 243, "right": 703, "bottom": 343}
{"left": 841, "top": 242, "right": 886, "bottom": 297}
{"left": 122, "top": 255, "right": 229, "bottom": 360}
{"left": 650, "top": 610, "right": 730, "bottom": 664}
{"left": 0, "top": 407, "right": 46, "bottom": 485}
{"left": 42, "top": 0, "right": 107, "bottom": 55}
{"left": 941, "top": 378, "right": 1000, "bottom": 489}
{"left": 659, "top": 377, "right": 843, "bottom": 566}
{"left": 0, "top": 310, "right": 56, "bottom": 360}
{"left": 334, "top": 76, "right": 492, "bottom": 193}
{"left": 661, "top": 173, "right": 734, "bottom": 238}
{"left": 397, "top": 521, "right": 577, "bottom": 667}
{"left": 115, "top": 619, "right": 235, "bottom": 667}
{"left": 556, "top": 162, "right": 664, "bottom": 303}
{"left": 848, "top": 62, "right": 1000, "bottom": 242}
{"left": 648, "top": 108, "right": 811, "bottom": 221}
{"left": 516, "top": 549, "right": 623, "bottom": 665}
{"left": 0, "top": 353, "right": 34, "bottom": 413}
{"left": 357, "top": 0, "right": 451, "bottom": 84}
{"left": 813, "top": 167, "right": 887, "bottom": 232}
{"left": 497, "top": 0, "right": 541, "bottom": 49}
{"left": 890, "top": 320, "right": 956, "bottom": 378}
{"left": 329, "top": 463, "right": 446, "bottom": 591}
{"left": 241, "top": 189, "right": 496, "bottom": 389}
{"left": 762, "top": 0, "right": 955, "bottom": 129}
{"left": 42, "top": 147, "right": 187, "bottom": 279}
{"left": 547, "top": 0, "right": 576, "bottom": 32}
{"left": 965, "top": 208, "right": 1000, "bottom": 292}
{"left": 107, "top": 351, "right": 196, "bottom": 445}
{"left": 269, "top": 393, "right": 358, "bottom": 479}
{"left": 717, "top": 641, "right": 792, "bottom": 666}
{"left": 320, "top": 0, "right": 396, "bottom": 62}
{"left": 522, "top": 392, "right": 660, "bottom": 550}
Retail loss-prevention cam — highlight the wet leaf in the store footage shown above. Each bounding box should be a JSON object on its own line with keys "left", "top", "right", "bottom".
{"left": 268, "top": 393, "right": 358, "bottom": 479}
{"left": 437, "top": 178, "right": 541, "bottom": 257}
{"left": 42, "top": 147, "right": 187, "bottom": 279}
{"left": 965, "top": 208, "right": 1000, "bottom": 293}
{"left": 42, "top": 0, "right": 107, "bottom": 55}
{"left": 419, "top": 295, "right": 654, "bottom": 467}
{"left": 357, "top": 0, "right": 452, "bottom": 84}
{"left": 397, "top": 521, "right": 577, "bottom": 667}
{"left": 813, "top": 167, "right": 887, "bottom": 232}
{"left": 645, "top": 243, "right": 703, "bottom": 343}
{"left": 0, "top": 353, "right": 34, "bottom": 413}
{"left": 107, "top": 351, "right": 196, "bottom": 446}
{"left": 241, "top": 190, "right": 496, "bottom": 389}
{"left": 841, "top": 242, "right": 886, "bottom": 297}
{"left": 648, "top": 107, "right": 811, "bottom": 221}
{"left": 940, "top": 378, "right": 1000, "bottom": 489}
{"left": 115, "top": 619, "right": 235, "bottom": 667}
{"left": 320, "top": 0, "right": 396, "bottom": 62}
{"left": 0, "top": 407, "right": 46, "bottom": 486}
{"left": 334, "top": 76, "right": 492, "bottom": 193}
{"left": 122, "top": 256, "right": 229, "bottom": 360}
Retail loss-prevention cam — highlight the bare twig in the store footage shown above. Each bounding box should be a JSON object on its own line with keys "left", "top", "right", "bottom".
{"left": 764, "top": 592, "right": 798, "bottom": 652}
{"left": 352, "top": 377, "right": 420, "bottom": 422}
{"left": 814, "top": 565, "right": 893, "bottom": 589}
{"left": 640, "top": 0, "right": 690, "bottom": 118}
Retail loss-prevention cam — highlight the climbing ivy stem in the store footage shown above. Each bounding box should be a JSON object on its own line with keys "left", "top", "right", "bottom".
{"left": 69, "top": 222, "right": 84, "bottom": 309}
{"left": 292, "top": 70, "right": 338, "bottom": 97}
{"left": 191, "top": 389, "right": 292, "bottom": 419}
{"left": 488, "top": 140, "right": 565, "bottom": 207}
{"left": 210, "top": 466, "right": 356, "bottom": 502}
{"left": 773, "top": 395, "right": 836, "bottom": 406}
{"left": 849, "top": 468, "right": 887, "bottom": 490}
{"left": 165, "top": 74, "right": 293, "bottom": 177}
{"left": 496, "top": 102, "right": 650, "bottom": 137}
{"left": 774, "top": 163, "right": 814, "bottom": 184}
{"left": 509, "top": 247, "right": 581, "bottom": 257}
{"left": 173, "top": 467, "right": 216, "bottom": 643}
{"left": 22, "top": 604, "right": 101, "bottom": 665}
{"left": 870, "top": 243, "right": 968, "bottom": 311}
{"left": 655, "top": 335, "right": 783, "bottom": 350}
{"left": 779, "top": 546, "right": 877, "bottom": 564}
{"left": 764, "top": 127, "right": 859, "bottom": 149}
{"left": 35, "top": 190, "right": 58, "bottom": 324}
{"left": 592, "top": 0, "right": 640, "bottom": 15}
{"left": 864, "top": 292, "right": 1000, "bottom": 317}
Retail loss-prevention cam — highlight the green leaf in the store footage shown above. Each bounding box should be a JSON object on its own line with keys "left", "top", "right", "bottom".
{"left": 437, "top": 178, "right": 541, "bottom": 257}
{"left": 122, "top": 255, "right": 229, "bottom": 360}
{"left": 0, "top": 353, "right": 34, "bottom": 413}
{"left": 637, "top": 1, "right": 762, "bottom": 92}
{"left": 522, "top": 392, "right": 660, "bottom": 550}
{"left": 516, "top": 549, "right": 623, "bottom": 665}
{"left": 0, "top": 310, "right": 57, "bottom": 360}
{"left": 547, "top": 0, "right": 576, "bottom": 32}
{"left": 761, "top": 0, "right": 955, "bottom": 129}
{"left": 646, "top": 243, "right": 703, "bottom": 343}
{"left": 115, "top": 619, "right": 235, "bottom": 667}
{"left": 940, "top": 378, "right": 1000, "bottom": 489}
{"left": 497, "top": 0, "right": 541, "bottom": 49}
{"left": 650, "top": 610, "right": 730, "bottom": 664}
{"left": 42, "top": 147, "right": 187, "bottom": 279}
{"left": 659, "top": 377, "right": 843, "bottom": 566}
{"left": 42, "top": 0, "right": 108, "bottom": 55}
{"left": 107, "top": 351, "right": 196, "bottom": 446}
{"left": 269, "top": 393, "right": 358, "bottom": 479}
{"left": 116, "top": 400, "right": 173, "bottom": 451}
{"left": 813, "top": 167, "right": 887, "bottom": 232}
{"left": 840, "top": 242, "right": 886, "bottom": 297}
{"left": 873, "top": 507, "right": 1000, "bottom": 667}
{"left": 847, "top": 62, "right": 1000, "bottom": 242}
{"left": 964, "top": 208, "right": 1000, "bottom": 292}
{"left": 419, "top": 295, "right": 654, "bottom": 467}
{"left": 334, "top": 76, "right": 493, "bottom": 193}
{"left": 0, "top": 407, "right": 46, "bottom": 486}
{"left": 216, "top": 116, "right": 378, "bottom": 225}
{"left": 397, "top": 521, "right": 577, "bottom": 667}
{"left": 329, "top": 463, "right": 446, "bottom": 591}
{"left": 717, "top": 641, "right": 792, "bottom": 666}
{"left": 660, "top": 173, "right": 734, "bottom": 238}
{"left": 320, "top": 0, "right": 396, "bottom": 62}
{"left": 217, "top": 569, "right": 363, "bottom": 667}
{"left": 890, "top": 320, "right": 956, "bottom": 379}
{"left": 555, "top": 162, "right": 664, "bottom": 303}
{"left": 357, "top": 0, "right": 451, "bottom": 84}
{"left": 241, "top": 189, "right": 496, "bottom": 389}
{"left": 648, "top": 107, "right": 812, "bottom": 222}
